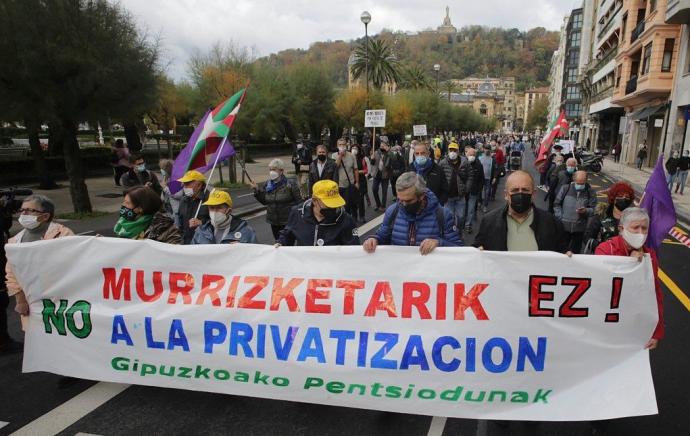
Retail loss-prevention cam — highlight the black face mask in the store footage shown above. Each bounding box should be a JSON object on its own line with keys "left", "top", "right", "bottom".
{"left": 321, "top": 208, "right": 338, "bottom": 222}
{"left": 317, "top": 154, "right": 327, "bottom": 162}
{"left": 403, "top": 200, "right": 422, "bottom": 215}
{"left": 509, "top": 193, "right": 532, "bottom": 214}
{"left": 119, "top": 206, "right": 137, "bottom": 221}
{"left": 614, "top": 198, "right": 632, "bottom": 211}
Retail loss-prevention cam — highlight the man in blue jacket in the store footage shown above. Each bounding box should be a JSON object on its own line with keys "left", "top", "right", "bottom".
{"left": 191, "top": 190, "right": 257, "bottom": 244}
{"left": 363, "top": 172, "right": 462, "bottom": 255}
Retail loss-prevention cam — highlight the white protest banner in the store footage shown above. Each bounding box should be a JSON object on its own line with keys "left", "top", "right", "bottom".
{"left": 413, "top": 125, "right": 427, "bottom": 137}
{"left": 6, "top": 238, "right": 659, "bottom": 421}
{"left": 365, "top": 110, "right": 386, "bottom": 128}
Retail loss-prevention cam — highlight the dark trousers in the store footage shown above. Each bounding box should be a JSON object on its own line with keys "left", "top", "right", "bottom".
{"left": 0, "top": 291, "right": 9, "bottom": 343}
{"left": 113, "top": 165, "right": 128, "bottom": 186}
{"left": 565, "top": 231, "right": 584, "bottom": 254}
{"left": 270, "top": 225, "right": 284, "bottom": 241}
{"left": 390, "top": 174, "right": 400, "bottom": 199}
{"left": 357, "top": 178, "right": 368, "bottom": 219}
{"left": 372, "top": 177, "right": 389, "bottom": 208}
{"left": 340, "top": 186, "right": 358, "bottom": 218}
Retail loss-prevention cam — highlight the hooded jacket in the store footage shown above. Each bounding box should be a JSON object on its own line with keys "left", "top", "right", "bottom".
{"left": 277, "top": 200, "right": 360, "bottom": 246}
{"left": 373, "top": 190, "right": 461, "bottom": 247}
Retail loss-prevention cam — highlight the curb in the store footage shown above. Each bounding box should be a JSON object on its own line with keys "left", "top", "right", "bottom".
{"left": 601, "top": 168, "right": 690, "bottom": 226}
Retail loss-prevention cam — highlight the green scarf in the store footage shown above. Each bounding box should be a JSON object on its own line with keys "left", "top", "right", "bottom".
{"left": 113, "top": 214, "right": 153, "bottom": 239}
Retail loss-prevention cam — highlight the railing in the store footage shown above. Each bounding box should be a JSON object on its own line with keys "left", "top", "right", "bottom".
{"left": 593, "top": 47, "right": 618, "bottom": 75}
{"left": 630, "top": 20, "right": 645, "bottom": 43}
{"left": 597, "top": 16, "right": 617, "bottom": 40}
{"left": 625, "top": 76, "right": 638, "bottom": 94}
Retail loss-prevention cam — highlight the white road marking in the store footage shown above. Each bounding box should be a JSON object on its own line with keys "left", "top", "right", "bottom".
{"left": 77, "top": 231, "right": 95, "bottom": 236}
{"left": 0, "top": 421, "right": 9, "bottom": 430}
{"left": 427, "top": 416, "right": 447, "bottom": 436}
{"left": 242, "top": 210, "right": 267, "bottom": 220}
{"left": 356, "top": 213, "right": 385, "bottom": 235}
{"left": 75, "top": 433, "right": 104, "bottom": 436}
{"left": 237, "top": 193, "right": 254, "bottom": 198}
{"left": 10, "top": 382, "right": 130, "bottom": 436}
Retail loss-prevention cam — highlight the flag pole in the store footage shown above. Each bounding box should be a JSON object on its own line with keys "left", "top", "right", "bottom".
{"left": 194, "top": 135, "right": 228, "bottom": 219}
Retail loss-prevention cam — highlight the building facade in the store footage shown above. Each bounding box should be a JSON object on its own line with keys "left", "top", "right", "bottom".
{"left": 549, "top": 16, "right": 570, "bottom": 123}
{"left": 665, "top": 0, "right": 690, "bottom": 155}
{"left": 451, "top": 77, "right": 517, "bottom": 132}
{"left": 523, "top": 87, "right": 549, "bottom": 124}
{"left": 562, "top": 8, "right": 585, "bottom": 141}
{"left": 612, "top": 0, "right": 681, "bottom": 167}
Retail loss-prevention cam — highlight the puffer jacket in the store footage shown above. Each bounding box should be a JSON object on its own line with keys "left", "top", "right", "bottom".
{"left": 458, "top": 159, "right": 485, "bottom": 195}
{"left": 554, "top": 182, "right": 597, "bottom": 233}
{"left": 139, "top": 211, "right": 182, "bottom": 244}
{"left": 191, "top": 217, "right": 257, "bottom": 244}
{"left": 595, "top": 235, "right": 664, "bottom": 340}
{"left": 373, "top": 190, "right": 462, "bottom": 247}
{"left": 277, "top": 200, "right": 360, "bottom": 246}
{"left": 254, "top": 177, "right": 302, "bottom": 226}
{"left": 439, "top": 156, "right": 468, "bottom": 198}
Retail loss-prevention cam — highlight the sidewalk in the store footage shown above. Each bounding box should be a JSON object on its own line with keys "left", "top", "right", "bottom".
{"left": 601, "top": 157, "right": 690, "bottom": 224}
{"left": 32, "top": 154, "right": 294, "bottom": 215}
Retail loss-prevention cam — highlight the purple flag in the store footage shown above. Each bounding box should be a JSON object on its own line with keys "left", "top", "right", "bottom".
{"left": 640, "top": 155, "right": 677, "bottom": 250}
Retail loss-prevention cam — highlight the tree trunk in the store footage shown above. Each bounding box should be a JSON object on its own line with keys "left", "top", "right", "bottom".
{"left": 47, "top": 121, "right": 64, "bottom": 156}
{"left": 61, "top": 119, "right": 93, "bottom": 213}
{"left": 26, "top": 118, "right": 57, "bottom": 189}
{"left": 328, "top": 124, "right": 344, "bottom": 149}
{"left": 123, "top": 121, "right": 143, "bottom": 152}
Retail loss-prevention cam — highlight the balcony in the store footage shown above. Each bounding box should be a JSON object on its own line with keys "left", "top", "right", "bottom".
{"left": 593, "top": 47, "right": 618, "bottom": 75}
{"left": 625, "top": 76, "right": 637, "bottom": 95}
{"left": 630, "top": 20, "right": 645, "bottom": 44}
{"left": 666, "top": 0, "right": 690, "bottom": 24}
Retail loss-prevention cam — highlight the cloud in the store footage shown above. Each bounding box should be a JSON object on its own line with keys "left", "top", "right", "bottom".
{"left": 117, "top": 0, "right": 575, "bottom": 81}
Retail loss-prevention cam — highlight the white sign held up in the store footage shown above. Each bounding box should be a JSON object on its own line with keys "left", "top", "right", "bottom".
{"left": 413, "top": 125, "right": 427, "bottom": 137}
{"left": 365, "top": 110, "right": 386, "bottom": 128}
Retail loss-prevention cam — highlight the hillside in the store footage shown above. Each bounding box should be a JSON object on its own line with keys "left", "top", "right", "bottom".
{"left": 260, "top": 25, "right": 559, "bottom": 91}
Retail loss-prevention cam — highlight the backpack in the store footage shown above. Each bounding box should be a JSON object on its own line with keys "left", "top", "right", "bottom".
{"left": 384, "top": 204, "right": 446, "bottom": 243}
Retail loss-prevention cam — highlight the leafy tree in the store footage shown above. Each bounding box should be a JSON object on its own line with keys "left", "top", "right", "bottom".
{"left": 526, "top": 97, "right": 549, "bottom": 131}
{"left": 350, "top": 39, "right": 401, "bottom": 90}
{"left": 0, "top": 0, "right": 159, "bottom": 212}
{"left": 335, "top": 88, "right": 368, "bottom": 130}
{"left": 289, "top": 64, "right": 335, "bottom": 142}
{"left": 399, "top": 65, "right": 431, "bottom": 91}
{"left": 385, "top": 93, "right": 413, "bottom": 135}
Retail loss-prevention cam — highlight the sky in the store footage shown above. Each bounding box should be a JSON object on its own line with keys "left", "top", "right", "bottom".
{"left": 118, "top": 0, "right": 577, "bottom": 81}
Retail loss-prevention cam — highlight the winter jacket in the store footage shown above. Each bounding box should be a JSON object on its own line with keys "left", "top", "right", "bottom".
{"left": 277, "top": 200, "right": 360, "bottom": 246}
{"left": 438, "top": 156, "right": 468, "bottom": 198}
{"left": 292, "top": 147, "right": 313, "bottom": 173}
{"left": 415, "top": 161, "right": 449, "bottom": 205}
{"left": 665, "top": 157, "right": 680, "bottom": 175}
{"left": 254, "top": 177, "right": 302, "bottom": 226}
{"left": 308, "top": 158, "right": 338, "bottom": 196}
{"left": 553, "top": 168, "right": 574, "bottom": 201}
{"left": 5, "top": 222, "right": 75, "bottom": 297}
{"left": 679, "top": 156, "right": 690, "bottom": 171}
{"left": 373, "top": 190, "right": 461, "bottom": 247}
{"left": 177, "top": 190, "right": 211, "bottom": 245}
{"left": 459, "top": 159, "right": 485, "bottom": 196}
{"left": 120, "top": 169, "right": 163, "bottom": 195}
{"left": 136, "top": 211, "right": 182, "bottom": 244}
{"left": 554, "top": 182, "right": 597, "bottom": 233}
{"left": 595, "top": 235, "right": 664, "bottom": 340}
{"left": 390, "top": 152, "right": 406, "bottom": 178}
{"left": 473, "top": 205, "right": 567, "bottom": 252}
{"left": 191, "top": 217, "right": 257, "bottom": 244}
{"left": 369, "top": 149, "right": 392, "bottom": 179}
{"left": 583, "top": 203, "right": 619, "bottom": 247}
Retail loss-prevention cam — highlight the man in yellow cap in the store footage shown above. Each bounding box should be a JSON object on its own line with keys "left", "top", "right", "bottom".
{"left": 276, "top": 179, "right": 359, "bottom": 246}
{"left": 191, "top": 190, "right": 257, "bottom": 244}
{"left": 176, "top": 170, "right": 210, "bottom": 244}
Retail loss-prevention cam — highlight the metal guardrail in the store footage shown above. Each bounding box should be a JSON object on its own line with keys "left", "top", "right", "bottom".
{"left": 631, "top": 20, "right": 645, "bottom": 43}
{"left": 625, "top": 76, "right": 638, "bottom": 95}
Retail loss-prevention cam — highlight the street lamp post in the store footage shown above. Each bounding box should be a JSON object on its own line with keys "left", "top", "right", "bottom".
{"left": 433, "top": 64, "right": 440, "bottom": 95}
{"left": 361, "top": 11, "right": 371, "bottom": 109}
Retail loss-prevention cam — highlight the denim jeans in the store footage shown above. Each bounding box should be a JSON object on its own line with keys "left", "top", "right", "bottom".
{"left": 677, "top": 170, "right": 688, "bottom": 194}
{"left": 482, "top": 179, "right": 492, "bottom": 206}
{"left": 463, "top": 194, "right": 478, "bottom": 229}
{"left": 667, "top": 173, "right": 677, "bottom": 191}
{"left": 445, "top": 197, "right": 466, "bottom": 229}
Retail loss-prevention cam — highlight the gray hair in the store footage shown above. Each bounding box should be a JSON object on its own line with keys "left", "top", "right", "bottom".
{"left": 316, "top": 144, "right": 328, "bottom": 152}
{"left": 395, "top": 171, "right": 427, "bottom": 195}
{"left": 269, "top": 158, "right": 285, "bottom": 170}
{"left": 620, "top": 207, "right": 649, "bottom": 228}
{"left": 24, "top": 194, "right": 55, "bottom": 220}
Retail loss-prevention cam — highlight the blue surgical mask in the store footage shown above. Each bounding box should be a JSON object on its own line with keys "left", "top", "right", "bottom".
{"left": 566, "top": 167, "right": 575, "bottom": 174}
{"left": 415, "top": 156, "right": 428, "bottom": 166}
{"left": 136, "top": 164, "right": 146, "bottom": 172}
{"left": 574, "top": 183, "right": 585, "bottom": 191}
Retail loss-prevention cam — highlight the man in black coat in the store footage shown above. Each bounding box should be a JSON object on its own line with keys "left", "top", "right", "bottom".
{"left": 474, "top": 170, "right": 567, "bottom": 252}
{"left": 308, "top": 144, "right": 338, "bottom": 197}
{"left": 458, "top": 147, "right": 485, "bottom": 234}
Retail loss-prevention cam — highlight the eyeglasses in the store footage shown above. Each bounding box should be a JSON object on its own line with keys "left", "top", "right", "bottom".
{"left": 18, "top": 208, "right": 44, "bottom": 214}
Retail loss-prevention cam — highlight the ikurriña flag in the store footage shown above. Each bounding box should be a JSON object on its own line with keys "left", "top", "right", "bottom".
{"left": 169, "top": 87, "right": 248, "bottom": 193}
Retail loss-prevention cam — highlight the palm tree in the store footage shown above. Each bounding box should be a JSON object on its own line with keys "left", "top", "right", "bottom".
{"left": 399, "top": 65, "right": 432, "bottom": 90}
{"left": 350, "top": 39, "right": 401, "bottom": 90}
{"left": 442, "top": 80, "right": 457, "bottom": 101}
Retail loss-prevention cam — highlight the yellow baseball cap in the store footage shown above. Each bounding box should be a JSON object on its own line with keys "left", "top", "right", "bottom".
{"left": 202, "top": 190, "right": 233, "bottom": 207}
{"left": 312, "top": 180, "right": 345, "bottom": 208}
{"left": 448, "top": 142, "right": 459, "bottom": 150}
{"left": 177, "top": 170, "right": 206, "bottom": 183}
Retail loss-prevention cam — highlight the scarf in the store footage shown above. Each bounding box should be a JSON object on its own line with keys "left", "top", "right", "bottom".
{"left": 413, "top": 157, "right": 433, "bottom": 175}
{"left": 265, "top": 175, "right": 287, "bottom": 193}
{"left": 113, "top": 214, "right": 153, "bottom": 239}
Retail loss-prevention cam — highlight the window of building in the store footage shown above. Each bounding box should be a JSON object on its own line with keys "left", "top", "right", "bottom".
{"left": 480, "top": 104, "right": 487, "bottom": 115}
{"left": 567, "top": 68, "right": 578, "bottom": 82}
{"left": 566, "top": 103, "right": 582, "bottom": 118}
{"left": 568, "top": 50, "right": 579, "bottom": 66}
{"left": 649, "top": 0, "right": 656, "bottom": 13}
{"left": 616, "top": 65, "right": 622, "bottom": 87}
{"left": 642, "top": 42, "right": 652, "bottom": 75}
{"left": 621, "top": 13, "right": 628, "bottom": 42}
{"left": 661, "top": 38, "right": 674, "bottom": 72}
{"left": 567, "top": 85, "right": 581, "bottom": 99}
{"left": 570, "top": 31, "right": 581, "bottom": 47}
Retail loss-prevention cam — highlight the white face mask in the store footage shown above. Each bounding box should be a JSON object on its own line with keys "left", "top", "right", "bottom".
{"left": 269, "top": 170, "right": 280, "bottom": 180}
{"left": 19, "top": 214, "right": 42, "bottom": 230}
{"left": 448, "top": 151, "right": 458, "bottom": 160}
{"left": 622, "top": 229, "right": 647, "bottom": 249}
{"left": 210, "top": 211, "right": 231, "bottom": 228}
{"left": 352, "top": 149, "right": 359, "bottom": 156}
{"left": 338, "top": 146, "right": 346, "bottom": 153}
{"left": 183, "top": 187, "right": 195, "bottom": 197}
{"left": 297, "top": 144, "right": 303, "bottom": 149}
{"left": 467, "top": 155, "right": 476, "bottom": 162}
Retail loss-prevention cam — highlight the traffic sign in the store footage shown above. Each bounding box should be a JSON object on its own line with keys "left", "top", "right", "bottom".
{"left": 365, "top": 110, "right": 386, "bottom": 128}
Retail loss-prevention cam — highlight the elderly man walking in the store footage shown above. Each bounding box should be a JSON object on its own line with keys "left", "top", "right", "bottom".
{"left": 363, "top": 172, "right": 461, "bottom": 255}
{"left": 554, "top": 170, "right": 597, "bottom": 253}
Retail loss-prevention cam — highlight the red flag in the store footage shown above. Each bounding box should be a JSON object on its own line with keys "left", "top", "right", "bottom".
{"left": 535, "top": 111, "right": 569, "bottom": 169}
